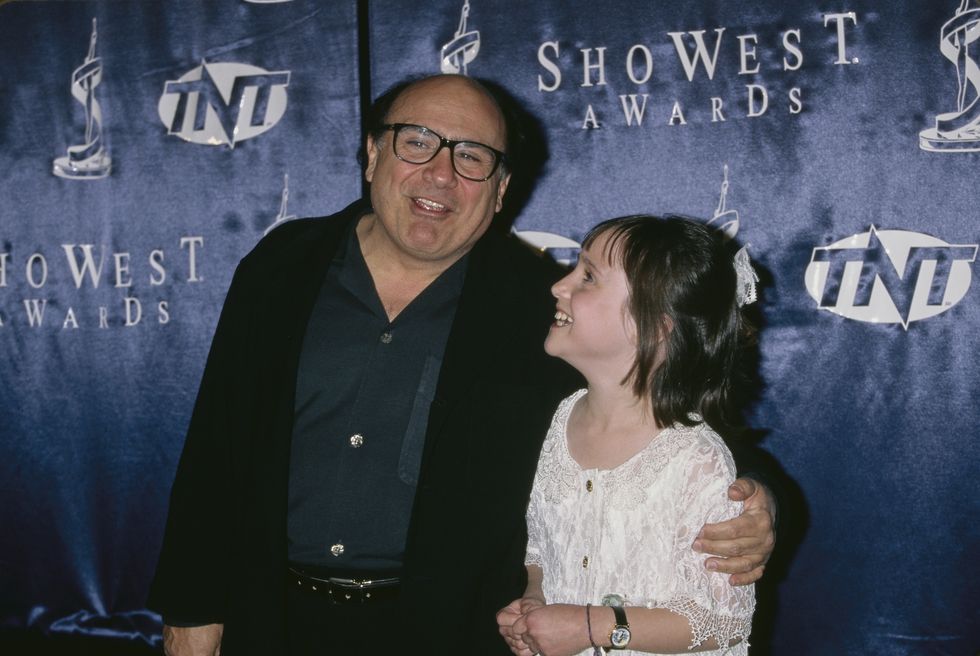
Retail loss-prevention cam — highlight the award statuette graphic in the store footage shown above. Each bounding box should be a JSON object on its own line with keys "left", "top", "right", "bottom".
{"left": 440, "top": 0, "right": 480, "bottom": 75}
{"left": 264, "top": 174, "right": 297, "bottom": 235}
{"left": 920, "top": 0, "right": 980, "bottom": 151}
{"left": 53, "top": 18, "right": 112, "bottom": 180}
{"left": 513, "top": 229, "right": 581, "bottom": 265}
{"left": 706, "top": 164, "right": 740, "bottom": 240}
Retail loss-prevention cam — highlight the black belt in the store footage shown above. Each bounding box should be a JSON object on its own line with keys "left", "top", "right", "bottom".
{"left": 287, "top": 566, "right": 401, "bottom": 605}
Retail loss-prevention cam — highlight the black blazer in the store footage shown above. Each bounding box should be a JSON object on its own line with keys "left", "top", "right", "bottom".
{"left": 149, "top": 201, "right": 581, "bottom": 653}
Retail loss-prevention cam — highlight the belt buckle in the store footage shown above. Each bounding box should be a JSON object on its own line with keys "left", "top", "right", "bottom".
{"left": 330, "top": 576, "right": 372, "bottom": 588}
{"left": 289, "top": 567, "right": 398, "bottom": 604}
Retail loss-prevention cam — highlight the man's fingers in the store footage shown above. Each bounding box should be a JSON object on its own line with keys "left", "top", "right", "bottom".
{"left": 727, "top": 477, "right": 759, "bottom": 502}
{"left": 737, "top": 478, "right": 778, "bottom": 528}
{"left": 697, "top": 519, "right": 768, "bottom": 545}
{"left": 728, "top": 565, "right": 766, "bottom": 586}
{"left": 698, "top": 514, "right": 776, "bottom": 559}
{"left": 695, "top": 478, "right": 776, "bottom": 587}
{"left": 704, "top": 552, "right": 765, "bottom": 575}
{"left": 696, "top": 530, "right": 769, "bottom": 557}
{"left": 698, "top": 508, "right": 772, "bottom": 544}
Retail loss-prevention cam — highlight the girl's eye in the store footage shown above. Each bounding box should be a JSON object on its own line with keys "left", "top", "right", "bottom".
{"left": 583, "top": 270, "right": 594, "bottom": 283}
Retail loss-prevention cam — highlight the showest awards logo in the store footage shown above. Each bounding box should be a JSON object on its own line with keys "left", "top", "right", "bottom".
{"left": 0, "top": 238, "right": 205, "bottom": 330}
{"left": 441, "top": 0, "right": 480, "bottom": 75}
{"left": 158, "top": 60, "right": 290, "bottom": 147}
{"left": 805, "top": 226, "right": 977, "bottom": 329}
{"left": 53, "top": 18, "right": 112, "bottom": 180}
{"left": 536, "top": 11, "right": 859, "bottom": 129}
{"left": 920, "top": 1, "right": 980, "bottom": 151}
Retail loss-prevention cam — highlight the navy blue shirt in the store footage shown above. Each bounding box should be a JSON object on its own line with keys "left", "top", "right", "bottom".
{"left": 287, "top": 219, "right": 467, "bottom": 569}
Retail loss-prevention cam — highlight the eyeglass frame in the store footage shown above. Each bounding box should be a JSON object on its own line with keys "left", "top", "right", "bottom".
{"left": 380, "top": 123, "right": 508, "bottom": 182}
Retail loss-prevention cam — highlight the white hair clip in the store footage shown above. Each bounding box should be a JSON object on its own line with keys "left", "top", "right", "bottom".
{"left": 733, "top": 245, "right": 758, "bottom": 307}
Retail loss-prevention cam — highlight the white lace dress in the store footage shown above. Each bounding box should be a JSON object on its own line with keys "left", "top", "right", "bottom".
{"left": 525, "top": 390, "right": 754, "bottom": 655}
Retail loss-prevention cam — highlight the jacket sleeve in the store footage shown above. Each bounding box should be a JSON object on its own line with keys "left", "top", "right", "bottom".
{"left": 147, "top": 260, "right": 255, "bottom": 623}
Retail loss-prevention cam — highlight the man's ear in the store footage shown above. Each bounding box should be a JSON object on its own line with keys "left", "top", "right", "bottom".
{"left": 364, "top": 134, "right": 379, "bottom": 183}
{"left": 494, "top": 172, "right": 511, "bottom": 213}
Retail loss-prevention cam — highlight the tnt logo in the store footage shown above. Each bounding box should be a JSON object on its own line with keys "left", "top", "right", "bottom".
{"left": 158, "top": 60, "right": 290, "bottom": 147}
{"left": 805, "top": 226, "right": 977, "bottom": 329}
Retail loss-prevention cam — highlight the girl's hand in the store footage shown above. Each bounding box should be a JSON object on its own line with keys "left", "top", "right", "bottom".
{"left": 519, "top": 595, "right": 545, "bottom": 615}
{"left": 497, "top": 598, "right": 534, "bottom": 655}
{"left": 511, "top": 603, "right": 592, "bottom": 656}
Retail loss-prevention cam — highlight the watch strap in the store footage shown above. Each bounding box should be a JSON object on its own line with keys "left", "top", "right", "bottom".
{"left": 611, "top": 604, "right": 628, "bottom": 628}
{"left": 608, "top": 605, "right": 631, "bottom": 649}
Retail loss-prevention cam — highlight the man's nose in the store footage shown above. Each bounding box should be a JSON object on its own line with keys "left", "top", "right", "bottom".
{"left": 422, "top": 145, "right": 458, "bottom": 186}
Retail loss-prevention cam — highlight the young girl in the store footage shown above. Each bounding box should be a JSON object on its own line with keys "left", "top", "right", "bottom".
{"left": 498, "top": 215, "right": 757, "bottom": 655}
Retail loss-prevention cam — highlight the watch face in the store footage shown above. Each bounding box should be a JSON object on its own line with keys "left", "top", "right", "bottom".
{"left": 610, "top": 626, "right": 631, "bottom": 648}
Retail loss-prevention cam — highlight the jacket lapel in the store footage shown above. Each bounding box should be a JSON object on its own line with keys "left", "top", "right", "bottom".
{"left": 424, "top": 229, "right": 521, "bottom": 456}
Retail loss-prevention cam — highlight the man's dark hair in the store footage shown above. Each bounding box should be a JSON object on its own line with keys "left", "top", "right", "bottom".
{"left": 583, "top": 215, "right": 756, "bottom": 435}
{"left": 363, "top": 77, "right": 418, "bottom": 142}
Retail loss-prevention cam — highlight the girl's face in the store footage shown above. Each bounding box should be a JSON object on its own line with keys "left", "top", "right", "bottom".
{"left": 545, "top": 231, "right": 637, "bottom": 380}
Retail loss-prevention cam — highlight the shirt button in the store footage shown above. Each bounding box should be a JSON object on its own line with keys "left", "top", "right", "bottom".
{"left": 330, "top": 543, "right": 344, "bottom": 557}
{"left": 582, "top": 555, "right": 589, "bottom": 568}
{"left": 350, "top": 434, "right": 364, "bottom": 448}
{"left": 380, "top": 331, "right": 393, "bottom": 344}
{"left": 585, "top": 480, "right": 593, "bottom": 492}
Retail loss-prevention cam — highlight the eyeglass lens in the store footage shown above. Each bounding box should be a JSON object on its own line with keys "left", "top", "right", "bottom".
{"left": 393, "top": 125, "right": 498, "bottom": 180}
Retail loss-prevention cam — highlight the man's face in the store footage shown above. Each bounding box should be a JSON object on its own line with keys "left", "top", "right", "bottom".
{"left": 364, "top": 76, "right": 511, "bottom": 268}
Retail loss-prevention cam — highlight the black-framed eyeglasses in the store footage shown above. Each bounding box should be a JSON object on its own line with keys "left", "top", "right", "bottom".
{"left": 382, "top": 123, "right": 507, "bottom": 182}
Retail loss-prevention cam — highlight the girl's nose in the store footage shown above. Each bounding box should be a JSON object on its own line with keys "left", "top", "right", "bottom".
{"left": 551, "top": 271, "right": 572, "bottom": 298}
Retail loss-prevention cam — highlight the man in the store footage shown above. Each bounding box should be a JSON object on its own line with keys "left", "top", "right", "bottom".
{"left": 149, "top": 74, "right": 775, "bottom": 655}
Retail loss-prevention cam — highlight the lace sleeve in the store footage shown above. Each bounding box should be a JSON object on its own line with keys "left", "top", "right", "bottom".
{"left": 524, "top": 474, "right": 543, "bottom": 567}
{"left": 655, "top": 432, "right": 755, "bottom": 649}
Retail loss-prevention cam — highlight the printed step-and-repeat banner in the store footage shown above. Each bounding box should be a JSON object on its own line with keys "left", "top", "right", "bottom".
{"left": 369, "top": 1, "right": 979, "bottom": 653}
{"left": 2, "top": 0, "right": 979, "bottom": 653}
{"left": 0, "top": 0, "right": 361, "bottom": 644}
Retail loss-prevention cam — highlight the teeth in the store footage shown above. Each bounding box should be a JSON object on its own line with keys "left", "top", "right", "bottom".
{"left": 554, "top": 310, "right": 573, "bottom": 327}
{"left": 415, "top": 197, "right": 447, "bottom": 211}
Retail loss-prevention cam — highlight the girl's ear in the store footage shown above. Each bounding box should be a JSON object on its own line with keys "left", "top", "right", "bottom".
{"left": 650, "top": 315, "right": 674, "bottom": 367}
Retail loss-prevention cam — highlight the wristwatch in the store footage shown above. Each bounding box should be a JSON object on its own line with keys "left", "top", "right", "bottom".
{"left": 608, "top": 605, "right": 631, "bottom": 650}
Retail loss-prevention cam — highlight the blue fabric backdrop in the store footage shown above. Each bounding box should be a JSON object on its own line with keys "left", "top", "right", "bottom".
{"left": 0, "top": 0, "right": 361, "bottom": 645}
{"left": 2, "top": 0, "right": 978, "bottom": 653}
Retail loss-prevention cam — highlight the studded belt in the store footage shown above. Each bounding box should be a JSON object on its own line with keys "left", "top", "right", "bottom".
{"left": 287, "top": 566, "right": 401, "bottom": 604}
